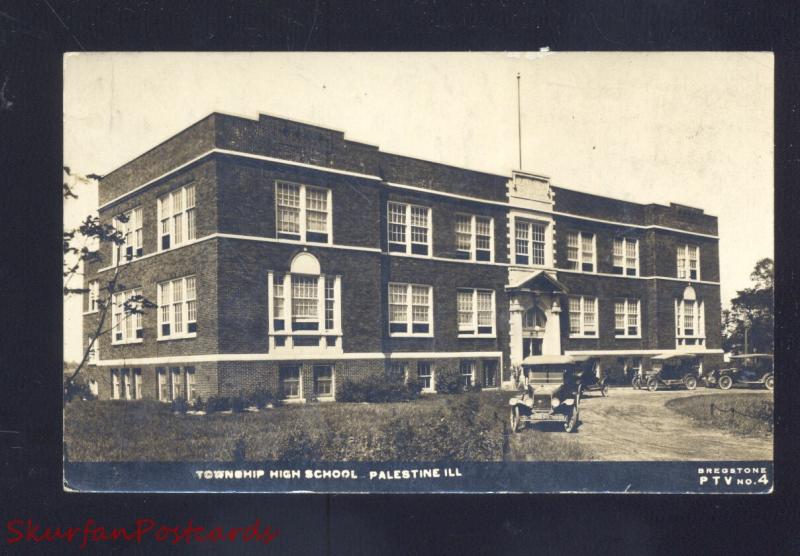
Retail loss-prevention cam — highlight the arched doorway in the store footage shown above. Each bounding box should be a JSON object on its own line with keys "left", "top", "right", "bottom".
{"left": 522, "top": 306, "right": 547, "bottom": 358}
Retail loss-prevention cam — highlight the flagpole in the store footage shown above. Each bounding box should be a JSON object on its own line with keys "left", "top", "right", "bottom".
{"left": 517, "top": 72, "right": 522, "bottom": 170}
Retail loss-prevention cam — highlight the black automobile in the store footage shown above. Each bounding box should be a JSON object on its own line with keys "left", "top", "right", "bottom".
{"left": 509, "top": 355, "right": 581, "bottom": 433}
{"left": 705, "top": 354, "right": 774, "bottom": 391}
{"left": 643, "top": 352, "right": 701, "bottom": 391}
{"left": 575, "top": 358, "right": 610, "bottom": 397}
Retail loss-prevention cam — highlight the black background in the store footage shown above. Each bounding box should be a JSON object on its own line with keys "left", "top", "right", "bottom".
{"left": 1, "top": 1, "right": 799, "bottom": 553}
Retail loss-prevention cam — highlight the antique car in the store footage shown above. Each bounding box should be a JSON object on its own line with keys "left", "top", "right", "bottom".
{"left": 705, "top": 354, "right": 774, "bottom": 391}
{"left": 509, "top": 355, "right": 581, "bottom": 433}
{"left": 643, "top": 352, "right": 701, "bottom": 391}
{"left": 574, "top": 357, "right": 610, "bottom": 397}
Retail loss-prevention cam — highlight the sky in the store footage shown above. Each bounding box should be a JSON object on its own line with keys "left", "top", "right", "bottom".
{"left": 63, "top": 52, "right": 774, "bottom": 362}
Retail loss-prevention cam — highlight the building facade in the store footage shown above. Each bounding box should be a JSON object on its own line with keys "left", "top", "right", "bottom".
{"left": 81, "top": 112, "right": 723, "bottom": 402}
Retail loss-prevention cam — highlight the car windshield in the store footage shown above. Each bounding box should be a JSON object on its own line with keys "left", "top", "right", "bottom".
{"left": 527, "top": 366, "right": 566, "bottom": 384}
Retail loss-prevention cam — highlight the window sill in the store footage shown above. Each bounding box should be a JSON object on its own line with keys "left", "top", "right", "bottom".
{"left": 157, "top": 238, "right": 199, "bottom": 254}
{"left": 282, "top": 397, "right": 306, "bottom": 405}
{"left": 569, "top": 334, "right": 598, "bottom": 339}
{"left": 157, "top": 334, "right": 197, "bottom": 342}
{"left": 271, "top": 330, "right": 342, "bottom": 336}
{"left": 316, "top": 396, "right": 335, "bottom": 402}
{"left": 458, "top": 334, "right": 497, "bottom": 339}
{"left": 111, "top": 339, "right": 144, "bottom": 346}
{"left": 274, "top": 236, "right": 333, "bottom": 247}
{"left": 615, "top": 335, "right": 642, "bottom": 340}
{"left": 389, "top": 333, "right": 435, "bottom": 338}
{"left": 420, "top": 389, "right": 437, "bottom": 395}
{"left": 82, "top": 310, "right": 99, "bottom": 316}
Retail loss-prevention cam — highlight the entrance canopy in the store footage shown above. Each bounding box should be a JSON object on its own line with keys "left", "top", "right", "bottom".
{"left": 507, "top": 270, "right": 568, "bottom": 293}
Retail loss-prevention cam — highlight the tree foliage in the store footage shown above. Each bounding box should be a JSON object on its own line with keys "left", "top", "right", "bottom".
{"left": 722, "top": 258, "right": 773, "bottom": 354}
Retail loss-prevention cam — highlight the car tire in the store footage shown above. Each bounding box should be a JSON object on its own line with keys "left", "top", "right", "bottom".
{"left": 601, "top": 383, "right": 609, "bottom": 397}
{"left": 763, "top": 374, "right": 774, "bottom": 391}
{"left": 510, "top": 406, "right": 522, "bottom": 433}
{"left": 684, "top": 376, "right": 698, "bottom": 390}
{"left": 564, "top": 408, "right": 579, "bottom": 433}
{"left": 646, "top": 378, "right": 659, "bottom": 392}
{"left": 718, "top": 375, "right": 733, "bottom": 390}
{"left": 632, "top": 376, "right": 641, "bottom": 390}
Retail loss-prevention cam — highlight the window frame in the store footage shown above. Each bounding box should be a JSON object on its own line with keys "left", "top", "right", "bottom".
{"left": 388, "top": 282, "right": 434, "bottom": 337}
{"left": 482, "top": 360, "right": 499, "bottom": 389}
{"left": 157, "top": 183, "right": 197, "bottom": 252}
{"left": 275, "top": 180, "right": 332, "bottom": 244}
{"left": 387, "top": 201, "right": 432, "bottom": 256}
{"left": 157, "top": 275, "right": 197, "bottom": 341}
{"left": 675, "top": 297, "right": 706, "bottom": 346}
{"left": 514, "top": 217, "right": 549, "bottom": 267}
{"left": 268, "top": 272, "right": 342, "bottom": 350}
{"left": 460, "top": 360, "right": 476, "bottom": 388}
{"left": 456, "top": 288, "right": 496, "bottom": 338}
{"left": 568, "top": 295, "right": 598, "bottom": 338}
{"left": 279, "top": 365, "right": 302, "bottom": 401}
{"left": 313, "top": 365, "right": 334, "bottom": 399}
{"left": 87, "top": 280, "right": 100, "bottom": 313}
{"left": 565, "top": 231, "right": 596, "bottom": 273}
{"left": 613, "top": 237, "right": 639, "bottom": 276}
{"left": 614, "top": 298, "right": 641, "bottom": 338}
{"left": 417, "top": 361, "right": 435, "bottom": 393}
{"left": 111, "top": 288, "right": 143, "bottom": 345}
{"left": 455, "top": 213, "right": 494, "bottom": 262}
{"left": 677, "top": 244, "right": 701, "bottom": 281}
{"left": 112, "top": 206, "right": 143, "bottom": 265}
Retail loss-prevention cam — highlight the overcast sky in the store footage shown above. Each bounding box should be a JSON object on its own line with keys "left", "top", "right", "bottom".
{"left": 63, "top": 52, "right": 773, "bottom": 362}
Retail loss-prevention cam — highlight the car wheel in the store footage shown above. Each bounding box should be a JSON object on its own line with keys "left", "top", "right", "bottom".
{"left": 718, "top": 375, "right": 733, "bottom": 390}
{"left": 632, "top": 376, "right": 641, "bottom": 390}
{"left": 763, "top": 374, "right": 774, "bottom": 391}
{"left": 510, "top": 406, "right": 521, "bottom": 433}
{"left": 684, "top": 376, "right": 698, "bottom": 390}
{"left": 601, "top": 383, "right": 609, "bottom": 397}
{"left": 564, "top": 408, "right": 579, "bottom": 433}
{"left": 646, "top": 378, "right": 659, "bottom": 392}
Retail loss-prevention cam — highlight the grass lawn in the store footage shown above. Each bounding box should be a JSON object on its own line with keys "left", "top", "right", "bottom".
{"left": 665, "top": 392, "right": 773, "bottom": 438}
{"left": 64, "top": 391, "right": 592, "bottom": 462}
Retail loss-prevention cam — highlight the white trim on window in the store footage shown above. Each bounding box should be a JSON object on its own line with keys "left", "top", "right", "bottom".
{"left": 455, "top": 213, "right": 494, "bottom": 262}
{"left": 157, "top": 275, "right": 197, "bottom": 341}
{"left": 112, "top": 206, "right": 143, "bottom": 265}
{"left": 111, "top": 288, "right": 143, "bottom": 345}
{"left": 568, "top": 295, "right": 598, "bottom": 338}
{"left": 457, "top": 289, "right": 496, "bottom": 338}
{"left": 279, "top": 365, "right": 303, "bottom": 402}
{"left": 565, "top": 231, "right": 596, "bottom": 273}
{"left": 677, "top": 243, "right": 701, "bottom": 281}
{"left": 388, "top": 282, "right": 434, "bottom": 337}
{"left": 675, "top": 297, "right": 706, "bottom": 347}
{"left": 614, "top": 298, "right": 641, "bottom": 338}
{"left": 313, "top": 364, "right": 335, "bottom": 400}
{"left": 387, "top": 201, "right": 432, "bottom": 256}
{"left": 417, "top": 361, "right": 435, "bottom": 393}
{"left": 275, "top": 180, "right": 332, "bottom": 244}
{"left": 157, "top": 183, "right": 196, "bottom": 252}
{"left": 87, "top": 280, "right": 100, "bottom": 313}
{"left": 513, "top": 217, "right": 551, "bottom": 267}
{"left": 613, "top": 237, "right": 639, "bottom": 276}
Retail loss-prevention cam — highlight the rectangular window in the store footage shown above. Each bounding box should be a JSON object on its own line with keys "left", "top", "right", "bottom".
{"left": 675, "top": 298, "right": 706, "bottom": 346}
{"left": 280, "top": 366, "right": 301, "bottom": 399}
{"left": 111, "top": 288, "right": 143, "bottom": 344}
{"left": 87, "top": 280, "right": 99, "bottom": 313}
{"left": 271, "top": 273, "right": 338, "bottom": 337}
{"left": 514, "top": 219, "right": 547, "bottom": 266}
{"left": 110, "top": 369, "right": 120, "bottom": 399}
{"left": 157, "top": 368, "right": 169, "bottom": 402}
{"left": 291, "top": 275, "right": 318, "bottom": 320}
{"left": 313, "top": 365, "right": 333, "bottom": 397}
{"left": 677, "top": 244, "right": 700, "bottom": 280}
{"left": 170, "top": 367, "right": 183, "bottom": 401}
{"left": 566, "top": 231, "right": 595, "bottom": 272}
{"left": 460, "top": 360, "right": 475, "bottom": 388}
{"left": 614, "top": 298, "right": 640, "bottom": 337}
{"left": 457, "top": 289, "right": 495, "bottom": 336}
{"left": 613, "top": 237, "right": 639, "bottom": 276}
{"left": 113, "top": 206, "right": 143, "bottom": 264}
{"left": 158, "top": 184, "right": 195, "bottom": 251}
{"left": 324, "top": 277, "right": 335, "bottom": 330}
{"left": 418, "top": 362, "right": 434, "bottom": 392}
{"left": 482, "top": 360, "right": 498, "bottom": 388}
{"left": 185, "top": 367, "right": 196, "bottom": 401}
{"left": 133, "top": 368, "right": 142, "bottom": 400}
{"left": 276, "top": 181, "right": 330, "bottom": 243}
{"left": 120, "top": 368, "right": 132, "bottom": 400}
{"left": 158, "top": 276, "right": 197, "bottom": 340}
{"left": 456, "top": 214, "right": 493, "bottom": 261}
{"left": 387, "top": 362, "right": 408, "bottom": 382}
{"left": 388, "top": 283, "right": 433, "bottom": 336}
{"left": 387, "top": 202, "right": 430, "bottom": 255}
{"left": 568, "top": 295, "right": 598, "bottom": 337}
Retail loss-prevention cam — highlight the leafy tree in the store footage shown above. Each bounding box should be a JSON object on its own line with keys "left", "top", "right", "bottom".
{"left": 722, "top": 258, "right": 773, "bottom": 354}
{"left": 63, "top": 168, "right": 155, "bottom": 389}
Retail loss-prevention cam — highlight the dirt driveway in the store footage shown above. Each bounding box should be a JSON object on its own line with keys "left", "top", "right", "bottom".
{"left": 512, "top": 387, "right": 773, "bottom": 461}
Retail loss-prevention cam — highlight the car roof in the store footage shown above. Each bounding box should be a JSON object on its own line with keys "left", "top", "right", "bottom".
{"left": 730, "top": 353, "right": 773, "bottom": 359}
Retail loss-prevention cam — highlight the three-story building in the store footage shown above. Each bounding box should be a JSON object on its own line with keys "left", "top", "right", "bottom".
{"left": 81, "top": 112, "right": 722, "bottom": 402}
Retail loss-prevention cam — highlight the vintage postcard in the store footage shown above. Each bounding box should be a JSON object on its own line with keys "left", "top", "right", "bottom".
{"left": 63, "top": 52, "right": 774, "bottom": 493}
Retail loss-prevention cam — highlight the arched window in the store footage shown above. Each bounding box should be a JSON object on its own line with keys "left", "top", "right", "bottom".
{"left": 675, "top": 286, "right": 705, "bottom": 347}
{"left": 523, "top": 306, "right": 547, "bottom": 330}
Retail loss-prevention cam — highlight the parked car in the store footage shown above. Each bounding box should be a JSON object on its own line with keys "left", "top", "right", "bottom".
{"left": 705, "top": 354, "right": 774, "bottom": 391}
{"left": 575, "top": 358, "right": 610, "bottom": 397}
{"left": 509, "top": 355, "right": 581, "bottom": 433}
{"left": 644, "top": 352, "right": 701, "bottom": 391}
